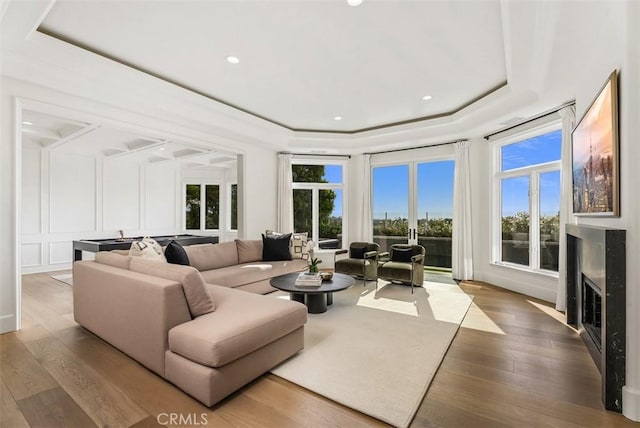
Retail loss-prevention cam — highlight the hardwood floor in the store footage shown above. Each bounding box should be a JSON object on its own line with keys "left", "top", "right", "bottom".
{"left": 1, "top": 272, "right": 637, "bottom": 427}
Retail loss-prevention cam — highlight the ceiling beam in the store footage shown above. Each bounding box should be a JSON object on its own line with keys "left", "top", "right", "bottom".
{"left": 44, "top": 124, "right": 101, "bottom": 150}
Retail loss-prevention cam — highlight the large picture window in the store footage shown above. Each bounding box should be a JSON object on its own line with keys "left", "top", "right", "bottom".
{"left": 495, "top": 128, "right": 562, "bottom": 273}
{"left": 185, "top": 183, "right": 219, "bottom": 231}
{"left": 292, "top": 162, "right": 345, "bottom": 249}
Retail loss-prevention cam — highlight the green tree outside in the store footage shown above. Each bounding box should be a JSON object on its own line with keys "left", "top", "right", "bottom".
{"left": 292, "top": 165, "right": 338, "bottom": 239}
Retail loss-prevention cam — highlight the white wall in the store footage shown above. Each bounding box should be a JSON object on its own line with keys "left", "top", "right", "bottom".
{"left": 20, "top": 149, "right": 188, "bottom": 273}
{"left": 241, "top": 149, "right": 278, "bottom": 240}
{"left": 21, "top": 150, "right": 241, "bottom": 272}
{"left": 470, "top": 1, "right": 640, "bottom": 419}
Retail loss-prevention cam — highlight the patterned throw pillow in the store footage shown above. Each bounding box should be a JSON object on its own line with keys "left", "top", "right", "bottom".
{"left": 265, "top": 230, "right": 312, "bottom": 260}
{"left": 291, "top": 232, "right": 310, "bottom": 260}
{"left": 129, "top": 237, "right": 166, "bottom": 262}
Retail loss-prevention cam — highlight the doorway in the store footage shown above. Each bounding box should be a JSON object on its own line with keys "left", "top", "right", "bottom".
{"left": 372, "top": 159, "right": 454, "bottom": 270}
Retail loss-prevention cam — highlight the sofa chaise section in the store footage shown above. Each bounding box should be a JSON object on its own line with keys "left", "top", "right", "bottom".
{"left": 72, "top": 253, "right": 307, "bottom": 407}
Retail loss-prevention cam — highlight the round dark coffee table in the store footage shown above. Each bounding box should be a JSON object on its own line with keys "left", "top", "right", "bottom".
{"left": 270, "top": 272, "right": 356, "bottom": 314}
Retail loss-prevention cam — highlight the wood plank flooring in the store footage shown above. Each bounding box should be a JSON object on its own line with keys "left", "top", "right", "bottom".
{"left": 1, "top": 271, "right": 637, "bottom": 427}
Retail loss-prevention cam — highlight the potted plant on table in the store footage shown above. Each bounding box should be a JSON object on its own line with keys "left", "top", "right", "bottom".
{"left": 308, "top": 257, "right": 322, "bottom": 273}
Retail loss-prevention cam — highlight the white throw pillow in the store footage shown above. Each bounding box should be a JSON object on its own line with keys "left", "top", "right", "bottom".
{"left": 129, "top": 237, "right": 167, "bottom": 262}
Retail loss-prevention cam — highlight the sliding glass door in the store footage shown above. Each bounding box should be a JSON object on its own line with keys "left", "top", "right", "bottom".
{"left": 372, "top": 160, "right": 454, "bottom": 270}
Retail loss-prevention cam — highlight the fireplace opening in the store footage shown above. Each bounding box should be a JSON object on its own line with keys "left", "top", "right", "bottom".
{"left": 582, "top": 275, "right": 602, "bottom": 351}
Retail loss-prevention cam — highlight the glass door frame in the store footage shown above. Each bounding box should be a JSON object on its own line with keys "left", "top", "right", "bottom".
{"left": 371, "top": 154, "right": 455, "bottom": 247}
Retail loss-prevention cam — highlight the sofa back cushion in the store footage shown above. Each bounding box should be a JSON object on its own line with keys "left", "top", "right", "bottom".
{"left": 130, "top": 258, "right": 215, "bottom": 317}
{"left": 184, "top": 241, "right": 239, "bottom": 271}
{"left": 236, "top": 239, "right": 263, "bottom": 264}
{"left": 95, "top": 251, "right": 132, "bottom": 270}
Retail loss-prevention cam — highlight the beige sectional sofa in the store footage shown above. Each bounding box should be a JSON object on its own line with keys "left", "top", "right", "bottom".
{"left": 73, "top": 239, "right": 308, "bottom": 407}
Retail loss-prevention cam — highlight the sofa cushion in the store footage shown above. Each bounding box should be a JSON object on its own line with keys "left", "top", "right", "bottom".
{"left": 168, "top": 284, "right": 307, "bottom": 368}
{"left": 262, "top": 233, "right": 292, "bottom": 261}
{"left": 95, "top": 251, "right": 132, "bottom": 270}
{"left": 200, "top": 259, "right": 308, "bottom": 289}
{"left": 130, "top": 258, "right": 215, "bottom": 317}
{"left": 236, "top": 239, "right": 262, "bottom": 264}
{"left": 184, "top": 241, "right": 239, "bottom": 271}
{"left": 165, "top": 240, "right": 190, "bottom": 266}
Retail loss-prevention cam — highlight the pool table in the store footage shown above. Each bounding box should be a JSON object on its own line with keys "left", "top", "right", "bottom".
{"left": 72, "top": 234, "right": 219, "bottom": 261}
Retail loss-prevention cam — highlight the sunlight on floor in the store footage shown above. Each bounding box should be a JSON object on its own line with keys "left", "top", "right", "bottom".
{"left": 460, "top": 302, "right": 506, "bottom": 335}
{"left": 527, "top": 299, "right": 577, "bottom": 331}
{"left": 356, "top": 287, "right": 419, "bottom": 317}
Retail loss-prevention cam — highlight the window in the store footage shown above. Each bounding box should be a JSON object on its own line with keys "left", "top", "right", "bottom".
{"left": 292, "top": 162, "right": 345, "bottom": 249}
{"left": 185, "top": 183, "right": 219, "bottom": 230}
{"left": 494, "top": 128, "right": 562, "bottom": 273}
{"left": 229, "top": 184, "right": 238, "bottom": 231}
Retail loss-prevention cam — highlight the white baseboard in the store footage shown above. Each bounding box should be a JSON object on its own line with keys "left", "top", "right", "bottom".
{"left": 623, "top": 385, "right": 640, "bottom": 421}
{"left": 0, "top": 313, "right": 17, "bottom": 334}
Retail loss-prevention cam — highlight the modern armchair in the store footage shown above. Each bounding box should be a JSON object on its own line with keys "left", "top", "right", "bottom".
{"left": 334, "top": 242, "right": 380, "bottom": 284}
{"left": 377, "top": 244, "right": 426, "bottom": 293}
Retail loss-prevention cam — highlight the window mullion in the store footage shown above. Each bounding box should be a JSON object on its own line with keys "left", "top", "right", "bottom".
{"left": 312, "top": 188, "right": 319, "bottom": 244}
{"left": 200, "top": 184, "right": 206, "bottom": 231}
{"left": 530, "top": 171, "right": 541, "bottom": 270}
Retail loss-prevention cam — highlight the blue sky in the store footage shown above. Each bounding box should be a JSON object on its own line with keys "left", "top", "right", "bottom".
{"left": 324, "top": 165, "right": 343, "bottom": 216}
{"left": 501, "top": 130, "right": 562, "bottom": 216}
{"left": 372, "top": 161, "right": 455, "bottom": 219}
{"left": 324, "top": 129, "right": 561, "bottom": 220}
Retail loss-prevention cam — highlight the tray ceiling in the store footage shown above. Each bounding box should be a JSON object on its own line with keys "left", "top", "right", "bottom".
{"left": 38, "top": 1, "right": 507, "bottom": 133}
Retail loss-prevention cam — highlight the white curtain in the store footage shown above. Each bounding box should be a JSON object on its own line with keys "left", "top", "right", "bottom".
{"left": 358, "top": 154, "right": 373, "bottom": 242}
{"left": 556, "top": 105, "right": 576, "bottom": 311}
{"left": 452, "top": 141, "right": 474, "bottom": 280}
{"left": 277, "top": 153, "right": 294, "bottom": 233}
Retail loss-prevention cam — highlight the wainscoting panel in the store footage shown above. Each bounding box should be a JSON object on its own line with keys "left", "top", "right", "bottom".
{"left": 21, "top": 243, "right": 42, "bottom": 267}
{"left": 103, "top": 160, "right": 140, "bottom": 231}
{"left": 22, "top": 147, "right": 41, "bottom": 235}
{"left": 49, "top": 152, "right": 96, "bottom": 233}
{"left": 145, "top": 164, "right": 177, "bottom": 230}
{"left": 49, "top": 241, "right": 73, "bottom": 265}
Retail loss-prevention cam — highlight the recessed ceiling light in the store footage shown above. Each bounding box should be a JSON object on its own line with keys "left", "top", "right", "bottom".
{"left": 334, "top": 116, "right": 342, "bottom": 121}
{"left": 159, "top": 147, "right": 165, "bottom": 151}
{"left": 347, "top": 0, "right": 363, "bottom": 6}
{"left": 226, "top": 56, "right": 240, "bottom": 64}
{"left": 22, "top": 121, "right": 33, "bottom": 125}
{"left": 422, "top": 95, "right": 432, "bottom": 101}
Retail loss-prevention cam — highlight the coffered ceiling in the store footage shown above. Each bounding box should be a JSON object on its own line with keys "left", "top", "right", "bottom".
{"left": 21, "top": 111, "right": 237, "bottom": 168}
{"left": 37, "top": 0, "right": 507, "bottom": 133}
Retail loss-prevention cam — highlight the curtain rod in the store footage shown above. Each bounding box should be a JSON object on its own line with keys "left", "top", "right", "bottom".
{"left": 279, "top": 152, "right": 351, "bottom": 159}
{"left": 483, "top": 100, "right": 576, "bottom": 140}
{"left": 364, "top": 139, "right": 465, "bottom": 156}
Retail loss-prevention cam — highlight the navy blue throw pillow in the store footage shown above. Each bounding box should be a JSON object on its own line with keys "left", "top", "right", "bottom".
{"left": 392, "top": 247, "right": 414, "bottom": 263}
{"left": 262, "top": 233, "right": 292, "bottom": 261}
{"left": 165, "top": 240, "right": 190, "bottom": 266}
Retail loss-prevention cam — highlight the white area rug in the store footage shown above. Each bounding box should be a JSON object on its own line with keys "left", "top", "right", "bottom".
{"left": 51, "top": 273, "right": 73, "bottom": 286}
{"left": 270, "top": 279, "right": 473, "bottom": 428}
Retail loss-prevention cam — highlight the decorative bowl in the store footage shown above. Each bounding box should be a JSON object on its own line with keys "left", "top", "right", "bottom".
{"left": 320, "top": 271, "right": 334, "bottom": 281}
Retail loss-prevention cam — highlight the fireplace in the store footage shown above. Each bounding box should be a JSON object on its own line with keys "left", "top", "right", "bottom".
{"left": 582, "top": 275, "right": 602, "bottom": 351}
{"left": 566, "top": 224, "right": 625, "bottom": 412}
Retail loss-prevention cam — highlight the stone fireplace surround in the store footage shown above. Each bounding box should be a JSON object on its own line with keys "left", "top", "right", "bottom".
{"left": 566, "top": 223, "right": 626, "bottom": 412}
